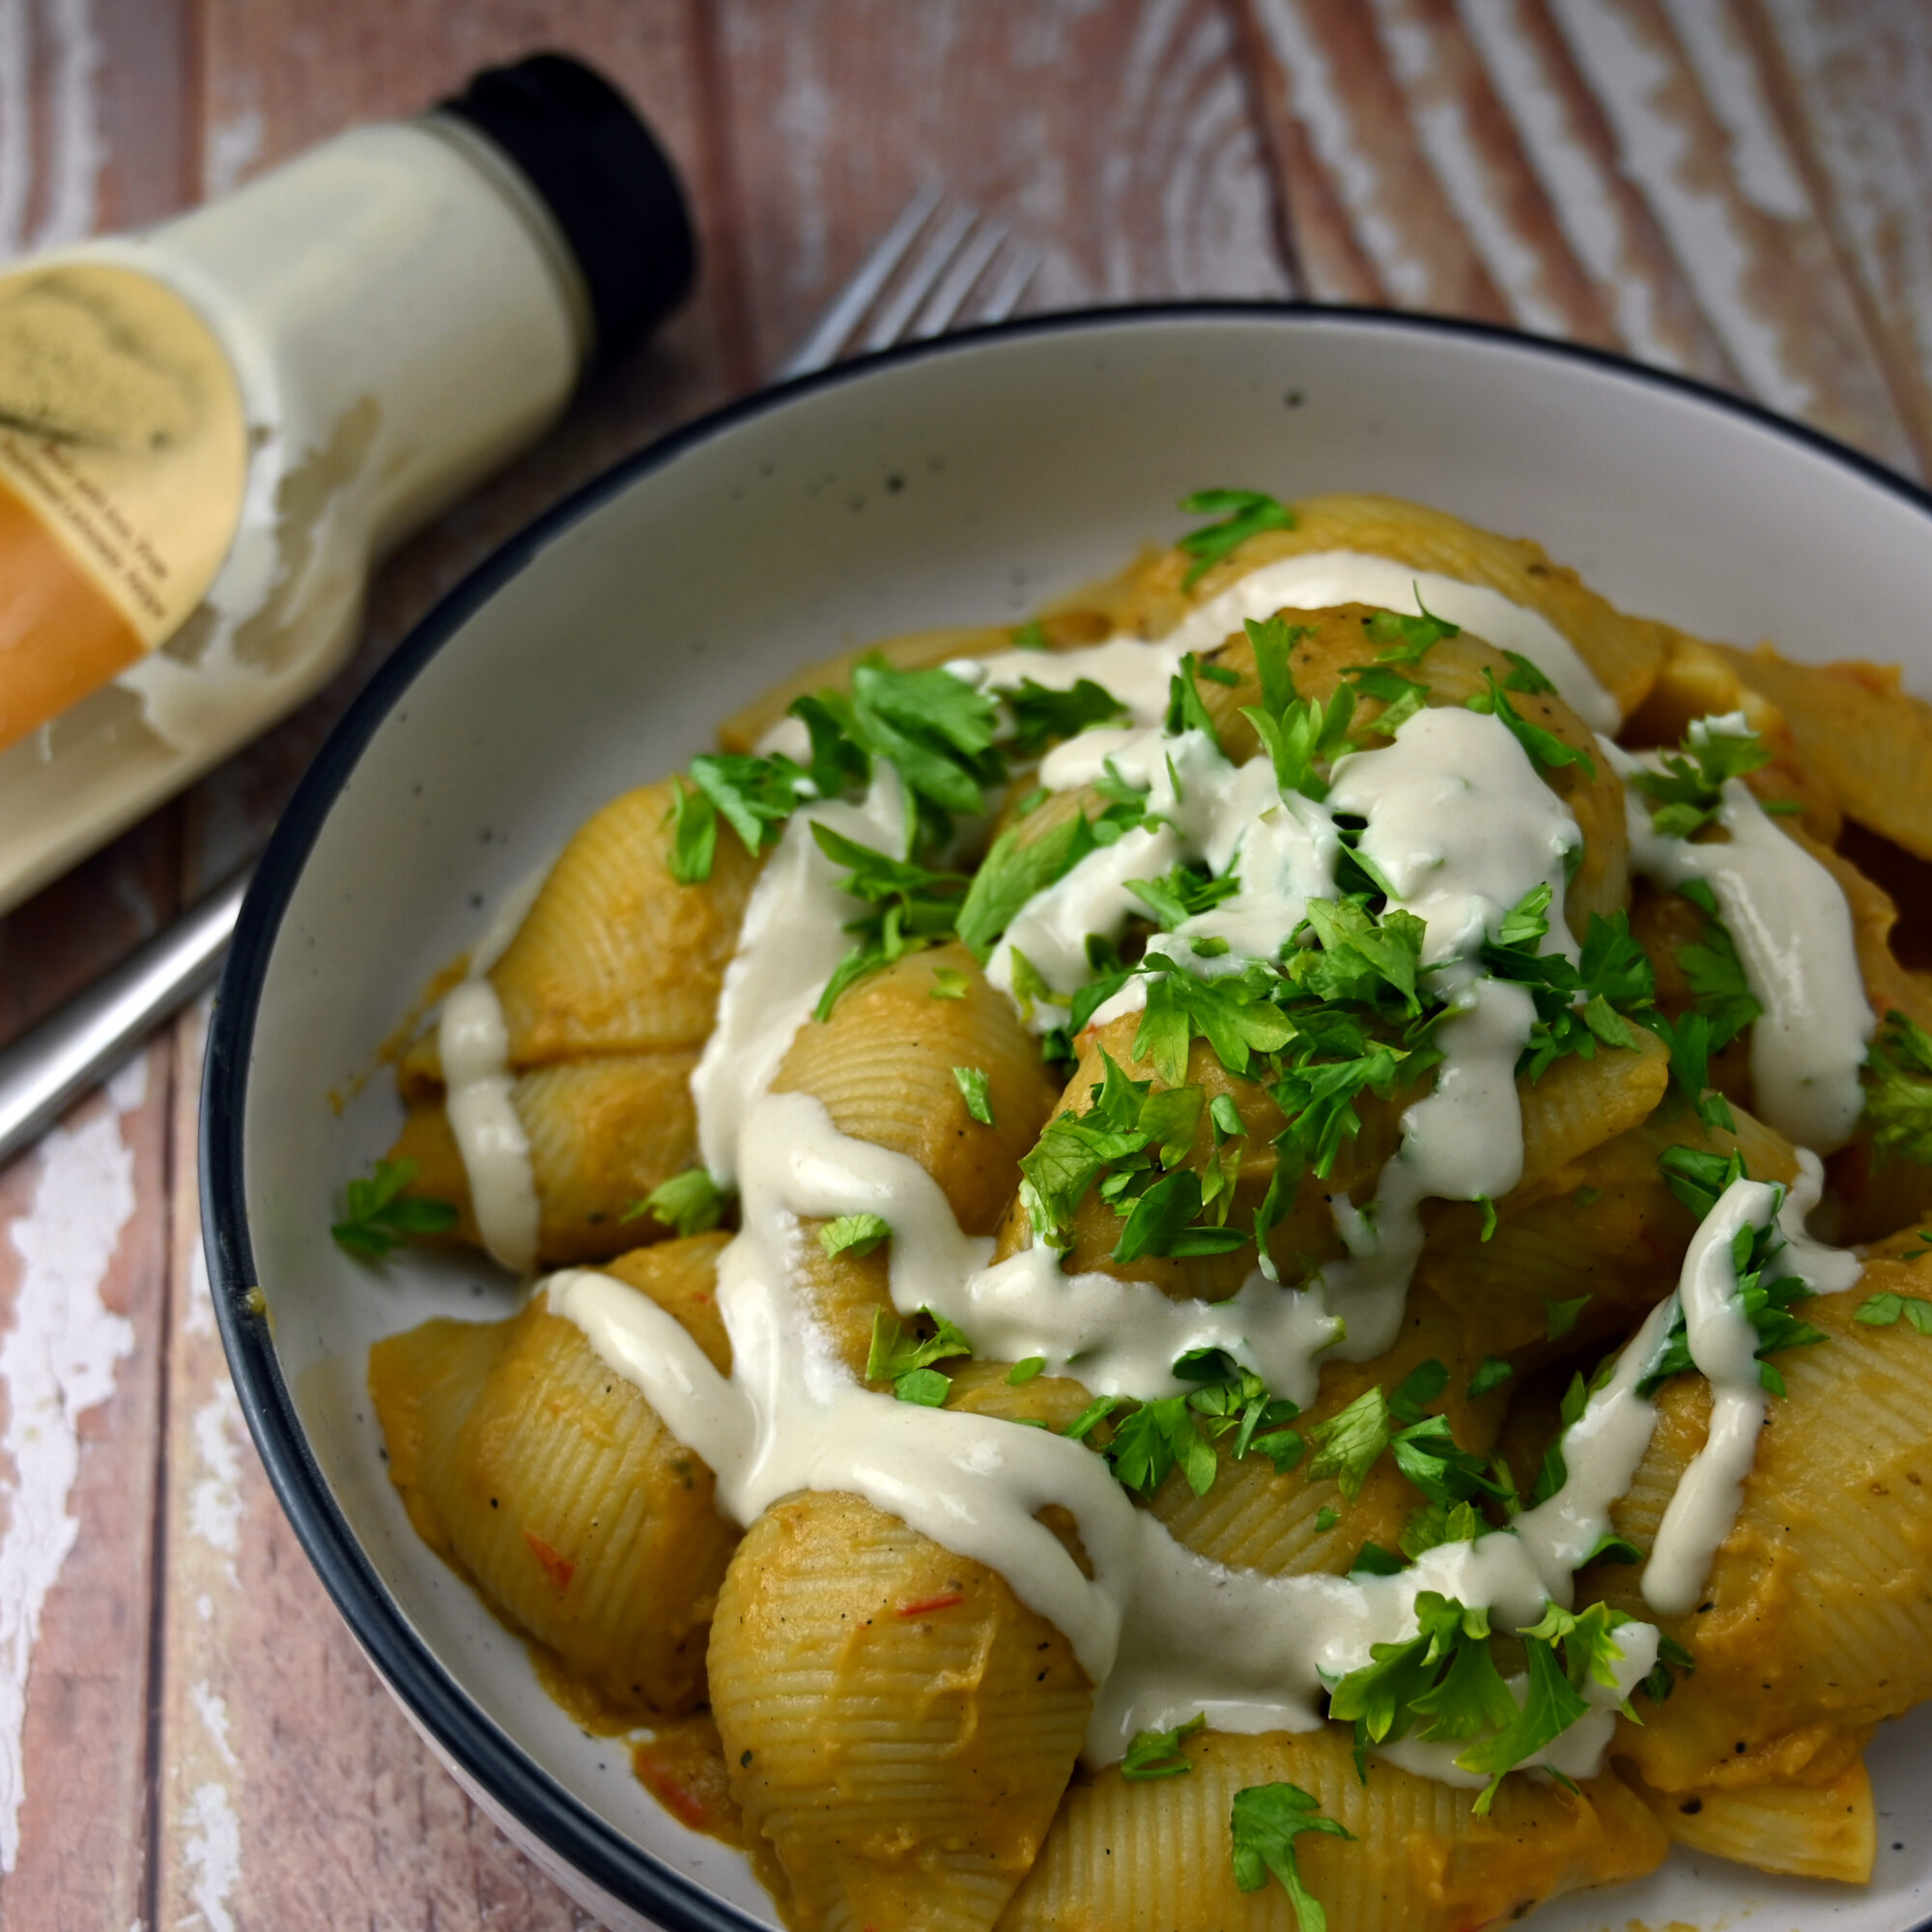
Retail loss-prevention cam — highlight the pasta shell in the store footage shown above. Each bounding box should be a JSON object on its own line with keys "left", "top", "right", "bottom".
{"left": 1417, "top": 1096, "right": 1797, "bottom": 1364}
{"left": 491, "top": 779, "right": 761, "bottom": 1064}
{"left": 1585, "top": 1264, "right": 1932, "bottom": 1792}
{"left": 710, "top": 1489, "right": 1092, "bottom": 1932}
{"left": 1627, "top": 1752, "right": 1875, "bottom": 1884}
{"left": 790, "top": 1225, "right": 895, "bottom": 1380}
{"left": 1715, "top": 642, "right": 1932, "bottom": 860}
{"left": 385, "top": 1051, "right": 704, "bottom": 1267}
{"left": 1138, "top": 492, "right": 1672, "bottom": 720}
{"left": 998, "top": 1723, "right": 1666, "bottom": 1932}
{"left": 368, "top": 1240, "right": 738, "bottom": 1719}
{"left": 775, "top": 943, "right": 1059, "bottom": 1236}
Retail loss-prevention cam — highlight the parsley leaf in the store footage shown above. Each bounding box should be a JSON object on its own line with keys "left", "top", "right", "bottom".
{"left": 1465, "top": 668, "right": 1596, "bottom": 781}
{"left": 1242, "top": 687, "right": 1355, "bottom": 802}
{"left": 1366, "top": 598, "right": 1459, "bottom": 664}
{"left": 1177, "top": 488, "right": 1296, "bottom": 589}
{"left": 1545, "top": 1294, "right": 1590, "bottom": 1340}
{"left": 1107, "top": 1396, "right": 1220, "bottom": 1495}
{"left": 866, "top": 1307, "right": 973, "bottom": 1405}
{"left": 1122, "top": 1713, "right": 1205, "bottom": 1780}
{"left": 1500, "top": 649, "right": 1556, "bottom": 695}
{"left": 330, "top": 1156, "right": 458, "bottom": 1259}
{"left": 1229, "top": 1782, "right": 1352, "bottom": 1931}
{"left": 1466, "top": 1357, "right": 1514, "bottom": 1398}
{"left": 1125, "top": 863, "right": 1239, "bottom": 931}
{"left": 957, "top": 808, "right": 1125, "bottom": 961}
{"left": 810, "top": 823, "right": 969, "bottom": 1019}
{"left": 1308, "top": 1388, "right": 1390, "bottom": 1500}
{"left": 819, "top": 1212, "right": 890, "bottom": 1259}
{"left": 997, "top": 676, "right": 1128, "bottom": 753}
{"left": 1342, "top": 663, "right": 1429, "bottom": 735}
{"left": 1135, "top": 955, "right": 1298, "bottom": 1083}
{"left": 1245, "top": 614, "right": 1303, "bottom": 715}
{"left": 1165, "top": 653, "right": 1226, "bottom": 753}
{"left": 1855, "top": 1292, "right": 1932, "bottom": 1333}
{"left": 1864, "top": 1010, "right": 1932, "bottom": 1167}
{"left": 1629, "top": 718, "right": 1771, "bottom": 840}
{"left": 1008, "top": 1356, "right": 1045, "bottom": 1384}
{"left": 849, "top": 657, "right": 1002, "bottom": 819}
{"left": 929, "top": 966, "right": 969, "bottom": 1000}
{"left": 621, "top": 1167, "right": 727, "bottom": 1238}
{"left": 952, "top": 1065, "right": 995, "bottom": 1125}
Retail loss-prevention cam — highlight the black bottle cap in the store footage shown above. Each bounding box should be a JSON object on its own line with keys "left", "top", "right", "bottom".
{"left": 440, "top": 52, "right": 696, "bottom": 370}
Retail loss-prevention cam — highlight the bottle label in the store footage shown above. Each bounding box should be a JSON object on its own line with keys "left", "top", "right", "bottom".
{"left": 0, "top": 262, "right": 247, "bottom": 753}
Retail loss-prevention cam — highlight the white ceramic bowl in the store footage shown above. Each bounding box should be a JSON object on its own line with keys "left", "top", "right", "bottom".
{"left": 205, "top": 308, "right": 1932, "bottom": 1932}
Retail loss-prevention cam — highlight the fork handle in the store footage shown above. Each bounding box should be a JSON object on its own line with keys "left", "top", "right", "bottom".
{"left": 0, "top": 867, "right": 249, "bottom": 1165}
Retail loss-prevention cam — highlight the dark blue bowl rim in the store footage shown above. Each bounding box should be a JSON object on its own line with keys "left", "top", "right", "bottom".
{"left": 201, "top": 298, "right": 1932, "bottom": 1931}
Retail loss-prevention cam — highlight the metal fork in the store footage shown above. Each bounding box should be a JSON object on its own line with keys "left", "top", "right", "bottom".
{"left": 0, "top": 193, "right": 1045, "bottom": 1167}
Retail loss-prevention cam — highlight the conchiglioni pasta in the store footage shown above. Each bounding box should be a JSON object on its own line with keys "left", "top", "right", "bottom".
{"left": 350, "top": 490, "right": 1932, "bottom": 1930}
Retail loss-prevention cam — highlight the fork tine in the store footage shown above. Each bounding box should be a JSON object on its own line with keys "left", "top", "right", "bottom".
{"left": 971, "top": 241, "right": 1042, "bottom": 326}
{"left": 910, "top": 216, "right": 1008, "bottom": 339}
{"left": 775, "top": 183, "right": 944, "bottom": 381}
{"left": 859, "top": 202, "right": 976, "bottom": 354}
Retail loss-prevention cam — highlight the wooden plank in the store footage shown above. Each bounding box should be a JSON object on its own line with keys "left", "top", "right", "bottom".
{"left": 1450, "top": 0, "right": 1739, "bottom": 382}
{"left": 0, "top": 1051, "right": 170, "bottom": 1932}
{"left": 1544, "top": 0, "right": 1917, "bottom": 469}
{"left": 1226, "top": 0, "right": 1514, "bottom": 317}
{"left": 710, "top": 0, "right": 1294, "bottom": 376}
{"left": 1363, "top": 0, "right": 1620, "bottom": 344}
{"left": 149, "top": 1003, "right": 594, "bottom": 1932}
{"left": 0, "top": 8, "right": 189, "bottom": 1930}
{"left": 1741, "top": 0, "right": 1932, "bottom": 476}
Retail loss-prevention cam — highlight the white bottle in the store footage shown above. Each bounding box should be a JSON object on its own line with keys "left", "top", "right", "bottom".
{"left": 0, "top": 54, "right": 695, "bottom": 915}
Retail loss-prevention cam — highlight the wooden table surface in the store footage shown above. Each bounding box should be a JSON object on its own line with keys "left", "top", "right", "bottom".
{"left": 1, "top": 2, "right": 1929, "bottom": 1926}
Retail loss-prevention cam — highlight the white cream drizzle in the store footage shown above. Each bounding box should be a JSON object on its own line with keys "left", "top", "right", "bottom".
{"left": 1605, "top": 722, "right": 1872, "bottom": 1153}
{"left": 508, "top": 595, "right": 1864, "bottom": 1790}
{"left": 436, "top": 864, "right": 548, "bottom": 1276}
{"left": 1641, "top": 1154, "right": 1859, "bottom": 1617}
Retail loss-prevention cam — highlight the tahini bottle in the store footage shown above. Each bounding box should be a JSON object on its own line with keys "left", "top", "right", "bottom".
{"left": 0, "top": 53, "right": 695, "bottom": 913}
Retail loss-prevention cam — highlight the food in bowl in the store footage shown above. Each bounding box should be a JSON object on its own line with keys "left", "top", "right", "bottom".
{"left": 341, "top": 490, "right": 1932, "bottom": 1931}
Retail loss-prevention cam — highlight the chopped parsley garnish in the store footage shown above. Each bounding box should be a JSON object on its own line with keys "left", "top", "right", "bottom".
{"left": 1654, "top": 880, "right": 1762, "bottom": 1133}
{"left": 1545, "top": 1294, "right": 1590, "bottom": 1341}
{"left": 1499, "top": 649, "right": 1555, "bottom": 695}
{"left": 1176, "top": 488, "right": 1295, "bottom": 589}
{"left": 668, "top": 656, "right": 1004, "bottom": 885}
{"left": 810, "top": 823, "right": 970, "bottom": 1019}
{"left": 1243, "top": 685, "right": 1355, "bottom": 802}
{"left": 1640, "top": 1633, "right": 1697, "bottom": 1704}
{"left": 1135, "top": 955, "right": 1299, "bottom": 1084}
{"left": 1864, "top": 1010, "right": 1932, "bottom": 1167}
{"left": 1305, "top": 1359, "right": 1505, "bottom": 1512}
{"left": 1007, "top": 1356, "right": 1046, "bottom": 1385}
{"left": 622, "top": 1166, "right": 728, "bottom": 1238}
{"left": 1481, "top": 883, "right": 1658, "bottom": 1083}
{"left": 1229, "top": 1781, "right": 1351, "bottom": 1930}
{"left": 952, "top": 1065, "right": 995, "bottom": 1125}
{"left": 1365, "top": 598, "right": 1459, "bottom": 663}
{"left": 929, "top": 966, "right": 969, "bottom": 1000}
{"left": 1466, "top": 1357, "right": 1514, "bottom": 1398}
{"left": 819, "top": 1211, "right": 890, "bottom": 1260}
{"left": 1124, "top": 863, "right": 1239, "bottom": 931}
{"left": 1856, "top": 1292, "right": 1932, "bottom": 1333}
{"left": 1628, "top": 718, "right": 1771, "bottom": 840}
{"left": 1122, "top": 1713, "right": 1205, "bottom": 1780}
{"left": 1018, "top": 1050, "right": 1239, "bottom": 1258}
{"left": 1327, "top": 1591, "right": 1636, "bottom": 1813}
{"left": 956, "top": 789, "right": 1147, "bottom": 961}
{"left": 1465, "top": 668, "right": 1596, "bottom": 781}
{"left": 997, "top": 676, "right": 1128, "bottom": 753}
{"left": 1638, "top": 1149, "right": 1827, "bottom": 1398}
{"left": 1245, "top": 614, "right": 1303, "bottom": 714}
{"left": 866, "top": 1307, "right": 972, "bottom": 1406}
{"left": 1342, "top": 663, "right": 1428, "bottom": 736}
{"left": 1165, "top": 653, "right": 1226, "bottom": 753}
{"left": 330, "top": 1157, "right": 458, "bottom": 1259}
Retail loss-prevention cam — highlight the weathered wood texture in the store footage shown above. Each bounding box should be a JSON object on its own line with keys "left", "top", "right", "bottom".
{"left": 0, "top": 1, "right": 1927, "bottom": 1928}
